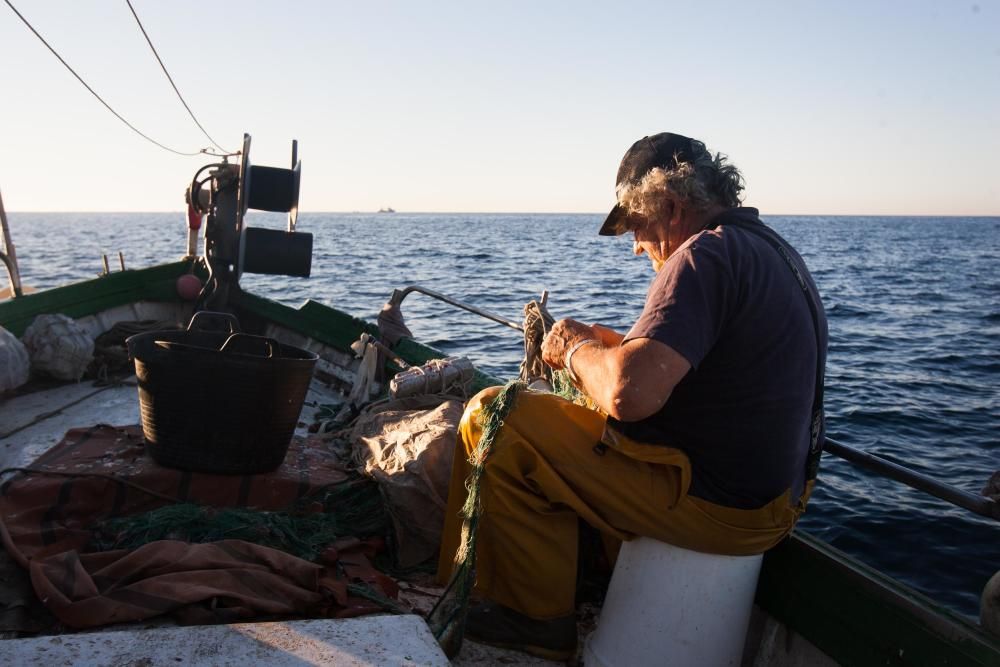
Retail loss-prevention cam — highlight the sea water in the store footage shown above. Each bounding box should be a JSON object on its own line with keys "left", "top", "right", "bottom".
{"left": 6, "top": 211, "right": 999, "bottom": 619}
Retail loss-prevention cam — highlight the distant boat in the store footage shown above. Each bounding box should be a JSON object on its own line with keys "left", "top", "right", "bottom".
{"left": 378, "top": 207, "right": 396, "bottom": 213}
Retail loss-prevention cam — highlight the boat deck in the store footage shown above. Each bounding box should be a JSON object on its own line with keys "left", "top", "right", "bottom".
{"left": 0, "top": 374, "right": 566, "bottom": 666}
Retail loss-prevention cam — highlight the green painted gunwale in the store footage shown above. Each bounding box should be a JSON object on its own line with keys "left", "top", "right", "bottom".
{"left": 0, "top": 261, "right": 194, "bottom": 337}
{"left": 1, "top": 263, "right": 998, "bottom": 666}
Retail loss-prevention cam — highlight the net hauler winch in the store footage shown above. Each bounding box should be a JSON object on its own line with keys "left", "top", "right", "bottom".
{"left": 185, "top": 134, "right": 311, "bottom": 310}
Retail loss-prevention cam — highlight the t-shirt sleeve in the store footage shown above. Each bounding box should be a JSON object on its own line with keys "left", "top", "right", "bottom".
{"left": 625, "top": 236, "right": 733, "bottom": 369}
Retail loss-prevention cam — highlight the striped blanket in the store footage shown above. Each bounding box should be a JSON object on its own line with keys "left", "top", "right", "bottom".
{"left": 0, "top": 425, "right": 401, "bottom": 629}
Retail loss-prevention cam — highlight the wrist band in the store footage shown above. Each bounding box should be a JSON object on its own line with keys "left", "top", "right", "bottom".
{"left": 565, "top": 338, "right": 598, "bottom": 384}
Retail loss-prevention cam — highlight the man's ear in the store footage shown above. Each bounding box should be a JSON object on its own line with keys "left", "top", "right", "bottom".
{"left": 666, "top": 198, "right": 682, "bottom": 226}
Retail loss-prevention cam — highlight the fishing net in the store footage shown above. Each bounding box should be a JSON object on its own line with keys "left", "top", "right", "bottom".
{"left": 90, "top": 478, "right": 387, "bottom": 562}
{"left": 0, "top": 324, "right": 29, "bottom": 392}
{"left": 87, "top": 496, "right": 410, "bottom": 617}
{"left": 22, "top": 313, "right": 94, "bottom": 381}
{"left": 422, "top": 294, "right": 602, "bottom": 656}
{"left": 426, "top": 379, "right": 526, "bottom": 657}
{"left": 87, "top": 319, "right": 179, "bottom": 382}
{"left": 0, "top": 425, "right": 413, "bottom": 629}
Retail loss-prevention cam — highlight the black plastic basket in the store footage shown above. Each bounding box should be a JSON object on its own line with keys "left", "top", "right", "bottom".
{"left": 127, "top": 312, "right": 318, "bottom": 474}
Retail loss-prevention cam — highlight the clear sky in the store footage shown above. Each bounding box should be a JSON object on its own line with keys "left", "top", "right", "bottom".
{"left": 1, "top": 1, "right": 998, "bottom": 215}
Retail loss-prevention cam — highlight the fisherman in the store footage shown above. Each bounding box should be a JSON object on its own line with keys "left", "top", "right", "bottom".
{"left": 437, "top": 132, "right": 828, "bottom": 660}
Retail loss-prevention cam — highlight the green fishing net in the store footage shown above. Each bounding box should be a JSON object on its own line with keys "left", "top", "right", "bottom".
{"left": 91, "top": 478, "right": 388, "bottom": 563}
{"left": 551, "top": 368, "right": 594, "bottom": 406}
{"left": 426, "top": 379, "right": 525, "bottom": 657}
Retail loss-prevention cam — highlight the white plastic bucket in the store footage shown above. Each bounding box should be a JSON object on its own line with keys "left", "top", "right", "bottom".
{"left": 584, "top": 537, "right": 763, "bottom": 667}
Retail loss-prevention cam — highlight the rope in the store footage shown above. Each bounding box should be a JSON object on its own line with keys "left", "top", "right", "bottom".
{"left": 0, "top": 466, "right": 185, "bottom": 504}
{"left": 389, "top": 357, "right": 475, "bottom": 401}
{"left": 346, "top": 582, "right": 411, "bottom": 615}
{"left": 426, "top": 379, "right": 525, "bottom": 657}
{"left": 518, "top": 299, "right": 555, "bottom": 385}
{"left": 0, "top": 384, "right": 131, "bottom": 440}
{"left": 517, "top": 296, "right": 591, "bottom": 405}
{"left": 3, "top": 0, "right": 212, "bottom": 157}
{"left": 124, "top": 0, "right": 231, "bottom": 154}
{"left": 89, "top": 319, "right": 179, "bottom": 385}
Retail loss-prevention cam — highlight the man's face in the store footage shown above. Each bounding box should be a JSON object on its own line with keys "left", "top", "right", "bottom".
{"left": 626, "top": 203, "right": 676, "bottom": 272}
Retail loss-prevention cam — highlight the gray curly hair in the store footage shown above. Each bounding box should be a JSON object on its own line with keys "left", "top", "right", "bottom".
{"left": 618, "top": 140, "right": 745, "bottom": 218}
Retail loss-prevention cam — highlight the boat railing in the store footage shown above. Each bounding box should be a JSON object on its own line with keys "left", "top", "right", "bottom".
{"left": 386, "top": 285, "right": 524, "bottom": 332}
{"left": 387, "top": 283, "right": 1000, "bottom": 524}
{"left": 824, "top": 437, "right": 999, "bottom": 520}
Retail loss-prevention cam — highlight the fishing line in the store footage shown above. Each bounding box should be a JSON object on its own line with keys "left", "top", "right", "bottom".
{"left": 4, "top": 0, "right": 207, "bottom": 157}
{"left": 124, "top": 0, "right": 232, "bottom": 154}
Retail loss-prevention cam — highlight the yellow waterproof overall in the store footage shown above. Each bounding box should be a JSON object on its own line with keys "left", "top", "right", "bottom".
{"left": 437, "top": 387, "right": 812, "bottom": 620}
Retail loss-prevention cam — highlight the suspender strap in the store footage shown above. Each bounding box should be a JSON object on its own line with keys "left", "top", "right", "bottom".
{"left": 720, "top": 219, "right": 826, "bottom": 481}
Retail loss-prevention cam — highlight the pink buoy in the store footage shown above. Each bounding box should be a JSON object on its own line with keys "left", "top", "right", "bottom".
{"left": 176, "top": 274, "right": 202, "bottom": 301}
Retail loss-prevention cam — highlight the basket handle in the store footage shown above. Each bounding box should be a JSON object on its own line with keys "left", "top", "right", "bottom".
{"left": 187, "top": 311, "right": 241, "bottom": 334}
{"left": 220, "top": 333, "right": 277, "bottom": 358}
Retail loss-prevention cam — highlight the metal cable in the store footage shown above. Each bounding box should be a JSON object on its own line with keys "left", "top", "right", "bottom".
{"left": 0, "top": 466, "right": 185, "bottom": 504}
{"left": 124, "top": 0, "right": 231, "bottom": 154}
{"left": 3, "top": 0, "right": 204, "bottom": 156}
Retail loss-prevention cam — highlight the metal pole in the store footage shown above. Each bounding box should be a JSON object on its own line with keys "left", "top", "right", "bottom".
{"left": 359, "top": 332, "right": 411, "bottom": 369}
{"left": 388, "top": 285, "right": 524, "bottom": 332}
{"left": 824, "top": 437, "right": 1000, "bottom": 521}
{"left": 0, "top": 188, "right": 23, "bottom": 297}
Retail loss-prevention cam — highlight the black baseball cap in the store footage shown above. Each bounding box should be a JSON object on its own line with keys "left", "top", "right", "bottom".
{"left": 599, "top": 132, "right": 697, "bottom": 236}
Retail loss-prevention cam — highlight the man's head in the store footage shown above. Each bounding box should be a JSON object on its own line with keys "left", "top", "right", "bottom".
{"left": 599, "top": 132, "right": 745, "bottom": 236}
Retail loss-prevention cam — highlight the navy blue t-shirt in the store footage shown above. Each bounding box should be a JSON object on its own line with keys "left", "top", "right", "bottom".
{"left": 613, "top": 207, "right": 827, "bottom": 509}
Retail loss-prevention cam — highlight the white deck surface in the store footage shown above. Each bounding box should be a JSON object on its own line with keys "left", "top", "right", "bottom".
{"left": 4, "top": 614, "right": 449, "bottom": 666}
{"left": 0, "top": 380, "right": 140, "bottom": 470}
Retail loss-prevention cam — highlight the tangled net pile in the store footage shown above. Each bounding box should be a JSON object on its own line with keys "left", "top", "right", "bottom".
{"left": 91, "top": 480, "right": 387, "bottom": 562}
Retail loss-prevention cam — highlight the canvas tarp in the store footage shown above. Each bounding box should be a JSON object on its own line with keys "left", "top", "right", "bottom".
{"left": 351, "top": 396, "right": 463, "bottom": 568}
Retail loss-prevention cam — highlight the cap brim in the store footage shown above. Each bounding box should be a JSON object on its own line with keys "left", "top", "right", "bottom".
{"left": 599, "top": 203, "right": 630, "bottom": 236}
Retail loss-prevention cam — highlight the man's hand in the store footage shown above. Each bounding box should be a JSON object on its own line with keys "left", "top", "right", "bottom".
{"left": 540, "top": 318, "right": 691, "bottom": 422}
{"left": 541, "top": 319, "right": 598, "bottom": 370}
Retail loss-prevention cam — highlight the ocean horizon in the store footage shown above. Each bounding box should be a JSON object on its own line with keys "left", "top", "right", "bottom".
{"left": 7, "top": 210, "right": 1000, "bottom": 218}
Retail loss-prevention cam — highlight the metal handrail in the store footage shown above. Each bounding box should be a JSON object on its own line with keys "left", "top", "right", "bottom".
{"left": 824, "top": 437, "right": 999, "bottom": 521}
{"left": 387, "top": 285, "right": 524, "bottom": 332}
